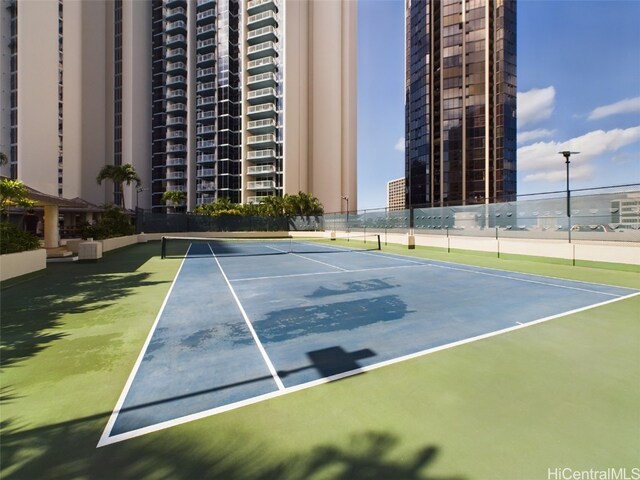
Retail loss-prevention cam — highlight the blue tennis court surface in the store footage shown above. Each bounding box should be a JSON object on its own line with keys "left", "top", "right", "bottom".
{"left": 99, "top": 239, "right": 638, "bottom": 445}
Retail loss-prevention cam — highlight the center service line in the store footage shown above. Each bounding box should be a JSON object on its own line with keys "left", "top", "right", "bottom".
{"left": 266, "top": 245, "right": 349, "bottom": 272}
{"left": 209, "top": 244, "right": 286, "bottom": 391}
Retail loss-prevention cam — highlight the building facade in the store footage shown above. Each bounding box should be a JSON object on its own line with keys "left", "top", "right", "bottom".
{"left": 387, "top": 177, "right": 405, "bottom": 211}
{"left": 0, "top": 0, "right": 357, "bottom": 214}
{"left": 405, "top": 0, "right": 516, "bottom": 208}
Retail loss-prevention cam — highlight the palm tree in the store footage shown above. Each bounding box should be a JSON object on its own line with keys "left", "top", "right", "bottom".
{"left": 96, "top": 164, "right": 141, "bottom": 209}
{"left": 259, "top": 195, "right": 285, "bottom": 217}
{"left": 162, "top": 191, "right": 186, "bottom": 213}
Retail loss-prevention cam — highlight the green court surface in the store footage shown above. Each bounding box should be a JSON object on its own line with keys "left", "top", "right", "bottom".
{"left": 1, "top": 241, "right": 639, "bottom": 479}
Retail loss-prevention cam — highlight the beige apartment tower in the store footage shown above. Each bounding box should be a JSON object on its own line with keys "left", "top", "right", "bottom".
{"left": 1, "top": 0, "right": 356, "bottom": 213}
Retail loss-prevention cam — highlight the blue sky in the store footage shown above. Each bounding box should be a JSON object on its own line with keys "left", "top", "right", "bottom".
{"left": 357, "top": 0, "right": 640, "bottom": 210}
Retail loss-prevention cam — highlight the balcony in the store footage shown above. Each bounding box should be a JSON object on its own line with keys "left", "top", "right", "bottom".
{"left": 166, "top": 185, "right": 186, "bottom": 192}
{"left": 197, "top": 154, "right": 216, "bottom": 164}
{"left": 247, "top": 149, "right": 276, "bottom": 162}
{"left": 247, "top": 10, "right": 277, "bottom": 29}
{"left": 165, "top": 0, "right": 184, "bottom": 7}
{"left": 247, "top": 56, "right": 276, "bottom": 75}
{"left": 197, "top": 168, "right": 216, "bottom": 177}
{"left": 197, "top": 53, "right": 215, "bottom": 66}
{"left": 167, "top": 171, "right": 185, "bottom": 180}
{"left": 197, "top": 9, "right": 216, "bottom": 24}
{"left": 167, "top": 117, "right": 185, "bottom": 126}
{"left": 197, "top": 23, "right": 216, "bottom": 39}
{"left": 197, "top": 125, "right": 216, "bottom": 137}
{"left": 166, "top": 89, "right": 186, "bottom": 100}
{"left": 247, "top": 41, "right": 277, "bottom": 60}
{"left": 197, "top": 38, "right": 216, "bottom": 53}
{"left": 167, "top": 62, "right": 186, "bottom": 73}
{"left": 247, "top": 134, "right": 276, "bottom": 148}
{"left": 197, "top": 181, "right": 216, "bottom": 191}
{"left": 197, "top": 81, "right": 216, "bottom": 93}
{"left": 196, "top": 96, "right": 216, "bottom": 109}
{"left": 197, "top": 140, "right": 215, "bottom": 150}
{"left": 196, "top": 110, "right": 215, "bottom": 123}
{"left": 167, "top": 103, "right": 186, "bottom": 112}
{"left": 247, "top": 118, "right": 276, "bottom": 134}
{"left": 166, "top": 34, "right": 186, "bottom": 47}
{"left": 247, "top": 25, "right": 277, "bottom": 46}
{"left": 167, "top": 130, "right": 186, "bottom": 139}
{"left": 167, "top": 158, "right": 187, "bottom": 166}
{"left": 165, "top": 6, "right": 186, "bottom": 21}
{"left": 247, "top": 72, "right": 276, "bottom": 89}
{"left": 247, "top": 103, "right": 276, "bottom": 119}
{"left": 166, "top": 47, "right": 186, "bottom": 60}
{"left": 196, "top": 0, "right": 212, "bottom": 10}
{"left": 247, "top": 0, "right": 277, "bottom": 16}
{"left": 197, "top": 67, "right": 215, "bottom": 81}
{"left": 247, "top": 180, "right": 276, "bottom": 190}
{"left": 166, "top": 20, "right": 186, "bottom": 33}
{"left": 167, "top": 144, "right": 186, "bottom": 153}
{"left": 247, "top": 164, "right": 276, "bottom": 176}
{"left": 166, "top": 75, "right": 186, "bottom": 86}
{"left": 247, "top": 87, "right": 276, "bottom": 105}
{"left": 247, "top": 196, "right": 269, "bottom": 204}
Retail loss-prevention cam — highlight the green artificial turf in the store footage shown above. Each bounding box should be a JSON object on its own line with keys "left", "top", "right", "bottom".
{"left": 1, "top": 241, "right": 638, "bottom": 479}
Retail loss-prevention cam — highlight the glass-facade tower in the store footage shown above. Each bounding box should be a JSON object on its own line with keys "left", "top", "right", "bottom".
{"left": 405, "top": 0, "right": 517, "bottom": 207}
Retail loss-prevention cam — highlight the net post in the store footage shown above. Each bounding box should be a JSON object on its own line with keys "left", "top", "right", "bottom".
{"left": 161, "top": 236, "right": 166, "bottom": 259}
{"left": 377, "top": 234, "right": 381, "bottom": 251}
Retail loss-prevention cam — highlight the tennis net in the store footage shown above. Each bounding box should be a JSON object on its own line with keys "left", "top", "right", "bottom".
{"left": 160, "top": 234, "right": 381, "bottom": 259}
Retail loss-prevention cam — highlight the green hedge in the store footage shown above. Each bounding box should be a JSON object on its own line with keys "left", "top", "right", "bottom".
{"left": 0, "top": 222, "right": 41, "bottom": 254}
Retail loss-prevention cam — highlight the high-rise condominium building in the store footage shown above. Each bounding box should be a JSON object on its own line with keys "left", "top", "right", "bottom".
{"left": 387, "top": 177, "right": 405, "bottom": 211}
{"left": 405, "top": 0, "right": 516, "bottom": 208}
{"left": 0, "top": 0, "right": 357, "bottom": 213}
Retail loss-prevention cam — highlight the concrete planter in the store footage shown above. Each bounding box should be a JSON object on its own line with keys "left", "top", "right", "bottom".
{"left": 0, "top": 248, "right": 47, "bottom": 282}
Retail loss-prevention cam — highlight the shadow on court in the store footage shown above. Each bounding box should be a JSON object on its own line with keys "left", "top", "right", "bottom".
{"left": 1, "top": 413, "right": 463, "bottom": 480}
{"left": 0, "top": 242, "right": 168, "bottom": 370}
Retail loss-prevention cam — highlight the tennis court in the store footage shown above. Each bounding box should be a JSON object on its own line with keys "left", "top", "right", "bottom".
{"left": 99, "top": 236, "right": 638, "bottom": 446}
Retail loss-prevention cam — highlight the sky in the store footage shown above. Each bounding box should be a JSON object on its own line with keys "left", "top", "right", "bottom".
{"left": 356, "top": 0, "right": 640, "bottom": 210}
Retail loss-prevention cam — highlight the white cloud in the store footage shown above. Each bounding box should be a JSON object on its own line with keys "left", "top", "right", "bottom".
{"left": 518, "top": 126, "right": 640, "bottom": 183}
{"left": 587, "top": 96, "right": 640, "bottom": 121}
{"left": 517, "top": 128, "right": 557, "bottom": 145}
{"left": 517, "top": 86, "right": 555, "bottom": 128}
{"left": 394, "top": 137, "right": 405, "bottom": 152}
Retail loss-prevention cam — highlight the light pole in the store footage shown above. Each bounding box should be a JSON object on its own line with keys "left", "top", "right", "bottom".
{"left": 341, "top": 195, "right": 349, "bottom": 233}
{"left": 558, "top": 151, "right": 579, "bottom": 243}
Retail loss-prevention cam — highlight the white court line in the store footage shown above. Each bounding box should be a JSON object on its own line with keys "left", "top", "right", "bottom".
{"left": 210, "top": 244, "right": 285, "bottom": 392}
{"left": 267, "top": 245, "right": 349, "bottom": 272}
{"left": 97, "top": 248, "right": 193, "bottom": 448}
{"left": 98, "top": 289, "right": 640, "bottom": 447}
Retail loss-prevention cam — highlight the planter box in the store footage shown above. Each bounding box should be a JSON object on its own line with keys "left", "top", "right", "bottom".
{"left": 0, "top": 248, "right": 47, "bottom": 282}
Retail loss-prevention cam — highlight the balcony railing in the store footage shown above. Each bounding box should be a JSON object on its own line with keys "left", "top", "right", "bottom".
{"left": 197, "top": 196, "right": 215, "bottom": 206}
{"left": 247, "top": 87, "right": 276, "bottom": 105}
{"left": 247, "top": 134, "right": 276, "bottom": 147}
{"left": 197, "top": 53, "right": 215, "bottom": 65}
{"left": 167, "top": 62, "right": 186, "bottom": 72}
{"left": 197, "top": 154, "right": 216, "bottom": 163}
{"left": 167, "top": 145, "right": 186, "bottom": 152}
{"left": 247, "top": 118, "right": 276, "bottom": 133}
{"left": 166, "top": 34, "right": 186, "bottom": 46}
{"left": 197, "top": 110, "right": 215, "bottom": 121}
{"left": 247, "top": 25, "right": 277, "bottom": 45}
{"left": 197, "top": 168, "right": 216, "bottom": 177}
{"left": 167, "top": 117, "right": 185, "bottom": 125}
{"left": 247, "top": 56, "right": 276, "bottom": 75}
{"left": 166, "top": 185, "right": 186, "bottom": 192}
{"left": 247, "top": 0, "right": 277, "bottom": 15}
{"left": 196, "top": 96, "right": 215, "bottom": 106}
{"left": 247, "top": 165, "right": 276, "bottom": 175}
{"left": 167, "top": 158, "right": 186, "bottom": 166}
{"left": 167, "top": 131, "right": 186, "bottom": 139}
{"left": 197, "top": 38, "right": 216, "bottom": 52}
{"left": 247, "top": 149, "right": 276, "bottom": 161}
{"left": 197, "top": 125, "right": 216, "bottom": 135}
{"left": 247, "top": 103, "right": 276, "bottom": 119}
{"left": 197, "top": 81, "right": 215, "bottom": 92}
{"left": 197, "top": 140, "right": 215, "bottom": 149}
{"left": 247, "top": 41, "right": 277, "bottom": 60}
{"left": 166, "top": 20, "right": 186, "bottom": 32}
{"left": 167, "top": 89, "right": 186, "bottom": 99}
{"left": 167, "top": 172, "right": 185, "bottom": 180}
{"left": 196, "top": 9, "right": 216, "bottom": 23}
{"left": 247, "top": 72, "right": 277, "bottom": 89}
{"left": 247, "top": 180, "right": 276, "bottom": 190}
{"left": 167, "top": 75, "right": 186, "bottom": 85}
{"left": 197, "top": 67, "right": 215, "bottom": 79}
{"left": 166, "top": 48, "right": 186, "bottom": 58}
{"left": 247, "top": 10, "right": 277, "bottom": 29}
{"left": 197, "top": 23, "right": 215, "bottom": 37}
{"left": 166, "top": 7, "right": 186, "bottom": 20}
{"left": 197, "top": 181, "right": 216, "bottom": 191}
{"left": 167, "top": 103, "right": 186, "bottom": 112}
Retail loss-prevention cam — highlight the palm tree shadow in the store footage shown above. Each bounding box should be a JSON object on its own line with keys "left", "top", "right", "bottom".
{"left": 299, "top": 431, "right": 464, "bottom": 480}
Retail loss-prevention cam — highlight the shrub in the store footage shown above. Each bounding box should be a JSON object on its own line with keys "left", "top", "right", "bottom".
{"left": 0, "top": 222, "right": 41, "bottom": 254}
{"left": 80, "top": 205, "right": 134, "bottom": 240}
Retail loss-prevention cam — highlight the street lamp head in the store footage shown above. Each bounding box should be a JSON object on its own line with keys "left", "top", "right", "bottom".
{"left": 558, "top": 151, "right": 580, "bottom": 162}
{"left": 341, "top": 195, "right": 348, "bottom": 201}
